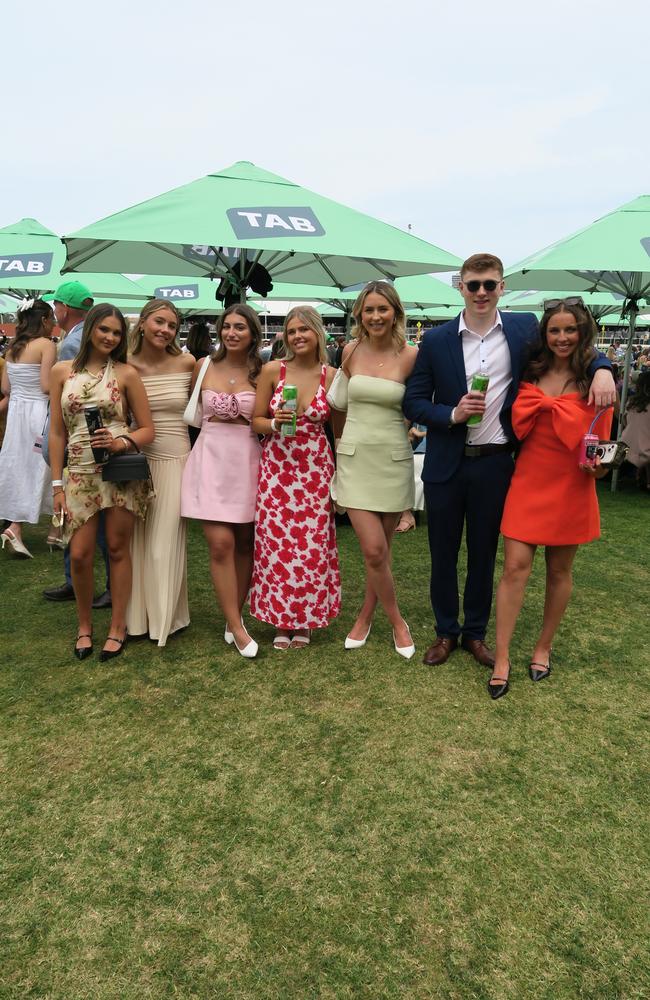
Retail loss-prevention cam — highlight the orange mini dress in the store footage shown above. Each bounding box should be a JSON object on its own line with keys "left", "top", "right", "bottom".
{"left": 501, "top": 382, "right": 612, "bottom": 546}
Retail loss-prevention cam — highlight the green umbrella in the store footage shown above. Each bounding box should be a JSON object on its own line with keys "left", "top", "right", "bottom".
{"left": 0, "top": 293, "right": 17, "bottom": 317}
{"left": 500, "top": 288, "right": 625, "bottom": 323}
{"left": 128, "top": 274, "right": 226, "bottom": 315}
{"left": 505, "top": 195, "right": 650, "bottom": 488}
{"left": 0, "top": 218, "right": 65, "bottom": 293}
{"left": 250, "top": 273, "right": 462, "bottom": 333}
{"left": 0, "top": 217, "right": 147, "bottom": 304}
{"left": 62, "top": 161, "right": 461, "bottom": 296}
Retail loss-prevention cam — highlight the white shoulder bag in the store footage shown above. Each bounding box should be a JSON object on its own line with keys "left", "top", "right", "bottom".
{"left": 182, "top": 355, "right": 212, "bottom": 428}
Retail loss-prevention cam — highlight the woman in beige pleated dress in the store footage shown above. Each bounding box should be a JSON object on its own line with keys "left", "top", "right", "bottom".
{"left": 126, "top": 300, "right": 195, "bottom": 645}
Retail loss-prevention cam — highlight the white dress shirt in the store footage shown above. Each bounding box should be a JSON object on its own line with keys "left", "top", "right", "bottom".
{"left": 458, "top": 310, "right": 511, "bottom": 445}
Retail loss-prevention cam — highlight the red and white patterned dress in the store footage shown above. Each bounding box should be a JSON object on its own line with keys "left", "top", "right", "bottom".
{"left": 250, "top": 362, "right": 341, "bottom": 630}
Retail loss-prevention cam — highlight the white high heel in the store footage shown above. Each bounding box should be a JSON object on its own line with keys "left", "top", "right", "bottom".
{"left": 344, "top": 623, "right": 372, "bottom": 650}
{"left": 393, "top": 623, "right": 415, "bottom": 660}
{"left": 234, "top": 632, "right": 258, "bottom": 659}
{"left": 224, "top": 616, "right": 244, "bottom": 644}
{"left": 1, "top": 529, "right": 33, "bottom": 559}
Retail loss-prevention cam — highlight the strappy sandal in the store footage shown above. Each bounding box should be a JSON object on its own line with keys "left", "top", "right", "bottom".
{"left": 289, "top": 630, "right": 311, "bottom": 649}
{"left": 395, "top": 514, "right": 416, "bottom": 534}
{"left": 273, "top": 633, "right": 292, "bottom": 651}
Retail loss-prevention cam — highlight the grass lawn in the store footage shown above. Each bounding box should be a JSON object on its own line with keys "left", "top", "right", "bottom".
{"left": 1, "top": 483, "right": 648, "bottom": 999}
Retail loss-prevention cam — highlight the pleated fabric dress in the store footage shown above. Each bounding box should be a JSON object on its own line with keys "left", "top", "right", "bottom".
{"left": 127, "top": 372, "right": 192, "bottom": 645}
{"left": 501, "top": 382, "right": 613, "bottom": 546}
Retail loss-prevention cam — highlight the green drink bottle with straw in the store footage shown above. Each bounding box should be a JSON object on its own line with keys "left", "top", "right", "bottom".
{"left": 280, "top": 384, "right": 298, "bottom": 437}
{"left": 467, "top": 371, "right": 489, "bottom": 426}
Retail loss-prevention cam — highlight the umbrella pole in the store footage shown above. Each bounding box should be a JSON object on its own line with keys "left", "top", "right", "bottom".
{"left": 611, "top": 303, "right": 637, "bottom": 492}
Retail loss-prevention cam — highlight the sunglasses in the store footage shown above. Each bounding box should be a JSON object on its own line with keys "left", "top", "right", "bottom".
{"left": 463, "top": 279, "right": 501, "bottom": 293}
{"left": 543, "top": 296, "right": 585, "bottom": 310}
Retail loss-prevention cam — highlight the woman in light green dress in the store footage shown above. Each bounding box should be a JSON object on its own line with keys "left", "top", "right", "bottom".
{"left": 327, "top": 282, "right": 417, "bottom": 659}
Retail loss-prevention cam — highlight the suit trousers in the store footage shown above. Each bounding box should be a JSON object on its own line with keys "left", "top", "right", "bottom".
{"left": 424, "top": 451, "right": 514, "bottom": 640}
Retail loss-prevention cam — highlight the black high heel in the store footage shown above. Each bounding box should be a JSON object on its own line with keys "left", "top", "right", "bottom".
{"left": 488, "top": 662, "right": 510, "bottom": 700}
{"left": 99, "top": 633, "right": 127, "bottom": 663}
{"left": 529, "top": 651, "right": 552, "bottom": 682}
{"left": 74, "top": 632, "right": 93, "bottom": 661}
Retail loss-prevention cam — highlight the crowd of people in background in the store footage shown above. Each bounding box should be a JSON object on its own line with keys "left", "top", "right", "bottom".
{"left": 1, "top": 252, "right": 647, "bottom": 698}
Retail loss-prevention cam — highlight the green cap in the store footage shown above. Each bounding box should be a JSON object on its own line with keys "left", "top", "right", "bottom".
{"left": 43, "top": 280, "right": 94, "bottom": 310}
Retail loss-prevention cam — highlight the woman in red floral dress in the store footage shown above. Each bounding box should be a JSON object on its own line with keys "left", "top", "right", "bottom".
{"left": 250, "top": 306, "right": 341, "bottom": 649}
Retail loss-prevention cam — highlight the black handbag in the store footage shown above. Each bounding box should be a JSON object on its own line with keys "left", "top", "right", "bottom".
{"left": 102, "top": 435, "right": 151, "bottom": 483}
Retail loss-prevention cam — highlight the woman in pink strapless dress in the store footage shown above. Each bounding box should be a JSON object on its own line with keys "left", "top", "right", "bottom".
{"left": 180, "top": 305, "right": 263, "bottom": 658}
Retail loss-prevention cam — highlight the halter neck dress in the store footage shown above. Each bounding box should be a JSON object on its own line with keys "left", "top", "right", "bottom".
{"left": 60, "top": 359, "right": 153, "bottom": 542}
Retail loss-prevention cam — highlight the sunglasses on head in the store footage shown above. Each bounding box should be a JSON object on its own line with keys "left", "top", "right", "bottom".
{"left": 543, "top": 296, "right": 585, "bottom": 310}
{"left": 464, "top": 279, "right": 501, "bottom": 292}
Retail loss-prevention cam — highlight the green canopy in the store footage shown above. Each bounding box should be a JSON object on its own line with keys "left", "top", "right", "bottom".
{"left": 0, "top": 293, "right": 17, "bottom": 316}
{"left": 505, "top": 196, "right": 650, "bottom": 300}
{"left": 505, "top": 194, "right": 650, "bottom": 488}
{"left": 500, "top": 289, "right": 625, "bottom": 323}
{"left": 249, "top": 273, "right": 462, "bottom": 333}
{"left": 0, "top": 218, "right": 65, "bottom": 293}
{"left": 129, "top": 274, "right": 225, "bottom": 315}
{"left": 0, "top": 218, "right": 146, "bottom": 303}
{"left": 62, "top": 161, "right": 461, "bottom": 294}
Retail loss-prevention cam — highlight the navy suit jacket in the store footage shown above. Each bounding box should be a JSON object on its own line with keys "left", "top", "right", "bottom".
{"left": 402, "top": 311, "right": 610, "bottom": 485}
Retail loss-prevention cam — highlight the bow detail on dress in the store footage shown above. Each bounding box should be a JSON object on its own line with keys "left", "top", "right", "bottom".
{"left": 513, "top": 382, "right": 591, "bottom": 451}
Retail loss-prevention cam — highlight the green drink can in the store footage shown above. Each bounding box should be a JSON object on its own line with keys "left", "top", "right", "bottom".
{"left": 280, "top": 383, "right": 298, "bottom": 437}
{"left": 467, "top": 371, "right": 490, "bottom": 426}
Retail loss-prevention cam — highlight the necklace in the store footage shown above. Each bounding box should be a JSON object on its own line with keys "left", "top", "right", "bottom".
{"left": 223, "top": 365, "right": 248, "bottom": 385}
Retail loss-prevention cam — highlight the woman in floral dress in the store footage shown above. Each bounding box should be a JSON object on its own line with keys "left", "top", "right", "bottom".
{"left": 49, "top": 304, "right": 154, "bottom": 662}
{"left": 250, "top": 306, "right": 341, "bottom": 649}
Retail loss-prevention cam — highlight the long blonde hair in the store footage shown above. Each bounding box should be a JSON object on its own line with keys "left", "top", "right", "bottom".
{"left": 130, "top": 299, "right": 182, "bottom": 356}
{"left": 351, "top": 281, "right": 406, "bottom": 349}
{"left": 282, "top": 306, "right": 328, "bottom": 364}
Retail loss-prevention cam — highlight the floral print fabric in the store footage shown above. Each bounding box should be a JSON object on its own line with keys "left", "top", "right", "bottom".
{"left": 61, "top": 360, "right": 153, "bottom": 541}
{"left": 249, "top": 363, "right": 341, "bottom": 630}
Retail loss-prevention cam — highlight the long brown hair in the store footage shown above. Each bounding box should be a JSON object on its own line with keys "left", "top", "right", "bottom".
{"left": 351, "top": 281, "right": 406, "bottom": 348}
{"left": 212, "top": 304, "right": 262, "bottom": 387}
{"left": 7, "top": 299, "right": 53, "bottom": 360}
{"left": 130, "top": 299, "right": 182, "bottom": 356}
{"left": 72, "top": 304, "right": 128, "bottom": 373}
{"left": 525, "top": 301, "right": 598, "bottom": 398}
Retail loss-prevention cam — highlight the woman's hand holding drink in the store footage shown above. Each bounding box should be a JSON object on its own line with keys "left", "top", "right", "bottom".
{"left": 279, "top": 384, "right": 298, "bottom": 437}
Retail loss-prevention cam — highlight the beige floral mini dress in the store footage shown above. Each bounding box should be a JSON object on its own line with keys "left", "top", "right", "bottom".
{"left": 61, "top": 359, "right": 153, "bottom": 542}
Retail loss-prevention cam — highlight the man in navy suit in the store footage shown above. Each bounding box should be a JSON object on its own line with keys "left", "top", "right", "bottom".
{"left": 403, "top": 253, "right": 615, "bottom": 668}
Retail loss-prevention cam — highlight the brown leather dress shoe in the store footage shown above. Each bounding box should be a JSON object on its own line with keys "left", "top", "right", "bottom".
{"left": 461, "top": 637, "right": 496, "bottom": 668}
{"left": 422, "top": 636, "right": 458, "bottom": 666}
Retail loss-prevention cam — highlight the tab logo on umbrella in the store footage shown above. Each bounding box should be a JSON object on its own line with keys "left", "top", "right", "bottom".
{"left": 155, "top": 284, "right": 200, "bottom": 300}
{"left": 227, "top": 207, "right": 325, "bottom": 240}
{"left": 0, "top": 252, "right": 54, "bottom": 275}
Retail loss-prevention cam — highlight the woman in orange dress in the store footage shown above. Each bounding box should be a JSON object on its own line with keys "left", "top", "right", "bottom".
{"left": 488, "top": 300, "right": 612, "bottom": 699}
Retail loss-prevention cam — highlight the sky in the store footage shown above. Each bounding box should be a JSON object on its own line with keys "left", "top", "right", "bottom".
{"left": 2, "top": 0, "right": 650, "bottom": 272}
